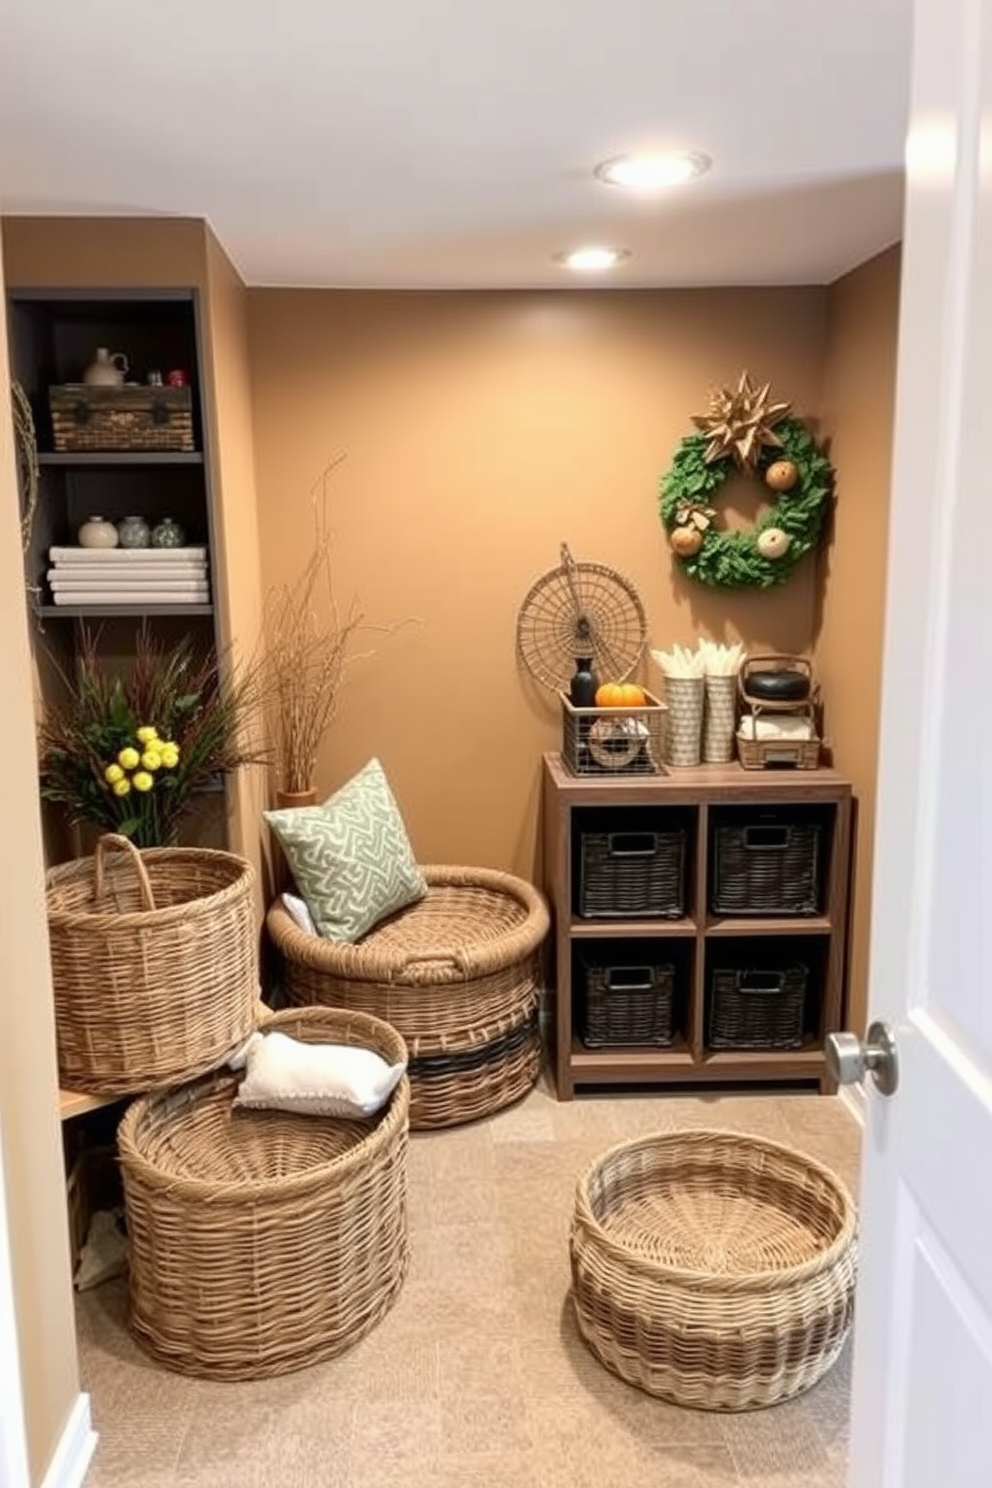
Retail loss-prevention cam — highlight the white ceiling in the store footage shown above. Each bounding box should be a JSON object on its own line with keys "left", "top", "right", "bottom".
{"left": 0, "top": 0, "right": 910, "bottom": 290}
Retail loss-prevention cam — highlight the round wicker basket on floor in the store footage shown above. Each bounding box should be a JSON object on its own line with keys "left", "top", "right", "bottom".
{"left": 46, "top": 833, "right": 258, "bottom": 1094}
{"left": 266, "top": 865, "right": 549, "bottom": 1129}
{"left": 570, "top": 1129, "right": 857, "bottom": 1412}
{"left": 118, "top": 1006, "right": 410, "bottom": 1380}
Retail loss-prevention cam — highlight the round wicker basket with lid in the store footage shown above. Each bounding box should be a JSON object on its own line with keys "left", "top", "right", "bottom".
{"left": 267, "top": 864, "right": 550, "bottom": 1129}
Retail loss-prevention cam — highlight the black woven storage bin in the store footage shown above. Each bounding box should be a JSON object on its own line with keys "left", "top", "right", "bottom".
{"left": 707, "top": 965, "right": 808, "bottom": 1050}
{"left": 579, "top": 828, "right": 685, "bottom": 919}
{"left": 711, "top": 816, "right": 821, "bottom": 916}
{"left": 581, "top": 961, "right": 676, "bottom": 1048}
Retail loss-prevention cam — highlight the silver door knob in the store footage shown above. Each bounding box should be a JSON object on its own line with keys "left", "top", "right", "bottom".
{"left": 825, "top": 1020, "right": 899, "bottom": 1096}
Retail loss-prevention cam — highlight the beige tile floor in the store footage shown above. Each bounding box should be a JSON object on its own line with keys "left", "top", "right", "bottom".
{"left": 76, "top": 1072, "right": 860, "bottom": 1488}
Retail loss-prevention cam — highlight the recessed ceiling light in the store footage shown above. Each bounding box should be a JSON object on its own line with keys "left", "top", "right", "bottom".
{"left": 595, "top": 151, "right": 712, "bottom": 190}
{"left": 554, "top": 245, "right": 630, "bottom": 272}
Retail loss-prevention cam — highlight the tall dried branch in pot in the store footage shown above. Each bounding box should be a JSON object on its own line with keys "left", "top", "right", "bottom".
{"left": 263, "top": 462, "right": 370, "bottom": 797}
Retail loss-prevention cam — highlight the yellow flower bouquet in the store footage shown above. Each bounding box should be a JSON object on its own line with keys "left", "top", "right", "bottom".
{"left": 38, "top": 626, "right": 271, "bottom": 848}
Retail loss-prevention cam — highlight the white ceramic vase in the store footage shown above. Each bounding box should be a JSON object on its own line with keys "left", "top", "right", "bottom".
{"left": 77, "top": 516, "right": 119, "bottom": 549}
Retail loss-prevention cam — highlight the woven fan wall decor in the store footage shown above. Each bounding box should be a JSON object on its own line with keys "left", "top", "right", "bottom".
{"left": 516, "top": 543, "right": 647, "bottom": 692}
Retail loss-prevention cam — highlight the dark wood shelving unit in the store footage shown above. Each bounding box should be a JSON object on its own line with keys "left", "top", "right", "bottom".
{"left": 541, "top": 752, "right": 854, "bottom": 1099}
{"left": 6, "top": 285, "right": 226, "bottom": 859}
{"left": 38, "top": 451, "right": 204, "bottom": 467}
{"left": 570, "top": 916, "right": 699, "bottom": 939}
{"left": 8, "top": 287, "right": 216, "bottom": 612}
{"left": 36, "top": 604, "right": 214, "bottom": 619}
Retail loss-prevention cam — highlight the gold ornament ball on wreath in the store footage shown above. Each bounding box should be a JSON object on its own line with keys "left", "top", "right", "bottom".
{"left": 765, "top": 459, "right": 799, "bottom": 493}
{"left": 756, "top": 527, "right": 792, "bottom": 560}
{"left": 669, "top": 525, "right": 704, "bottom": 558}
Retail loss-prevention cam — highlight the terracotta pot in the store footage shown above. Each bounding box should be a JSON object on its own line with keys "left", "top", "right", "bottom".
{"left": 274, "top": 788, "right": 317, "bottom": 810}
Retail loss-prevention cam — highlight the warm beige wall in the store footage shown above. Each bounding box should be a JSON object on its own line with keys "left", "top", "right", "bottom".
{"left": 200, "top": 227, "right": 267, "bottom": 908}
{"left": 1, "top": 215, "right": 207, "bottom": 289}
{"left": 0, "top": 225, "right": 81, "bottom": 1484}
{"left": 0, "top": 210, "right": 898, "bottom": 1023}
{"left": 247, "top": 286, "right": 828, "bottom": 878}
{"left": 818, "top": 246, "right": 902, "bottom": 1034}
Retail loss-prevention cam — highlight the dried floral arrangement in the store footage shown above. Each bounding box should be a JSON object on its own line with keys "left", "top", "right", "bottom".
{"left": 37, "top": 625, "right": 273, "bottom": 847}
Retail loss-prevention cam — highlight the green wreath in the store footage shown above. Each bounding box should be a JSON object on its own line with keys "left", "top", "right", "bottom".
{"left": 659, "top": 417, "right": 834, "bottom": 589}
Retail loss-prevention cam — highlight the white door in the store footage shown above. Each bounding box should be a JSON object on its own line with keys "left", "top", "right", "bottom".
{"left": 842, "top": 0, "right": 992, "bottom": 1483}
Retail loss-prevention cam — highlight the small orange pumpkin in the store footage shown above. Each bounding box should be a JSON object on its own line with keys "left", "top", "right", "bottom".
{"left": 594, "top": 681, "right": 647, "bottom": 708}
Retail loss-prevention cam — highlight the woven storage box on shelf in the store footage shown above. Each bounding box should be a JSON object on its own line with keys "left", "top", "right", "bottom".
{"left": 708, "top": 964, "right": 808, "bottom": 1051}
{"left": 118, "top": 1005, "right": 409, "bottom": 1380}
{"left": 266, "top": 865, "right": 549, "bottom": 1130}
{"left": 737, "top": 730, "right": 822, "bottom": 771}
{"left": 571, "top": 1130, "right": 857, "bottom": 1412}
{"left": 560, "top": 691, "right": 667, "bottom": 776}
{"left": 579, "top": 825, "right": 685, "bottom": 919}
{"left": 49, "top": 384, "right": 195, "bottom": 452}
{"left": 580, "top": 959, "right": 677, "bottom": 1048}
{"left": 46, "top": 833, "right": 258, "bottom": 1095}
{"left": 711, "top": 814, "right": 822, "bottom": 916}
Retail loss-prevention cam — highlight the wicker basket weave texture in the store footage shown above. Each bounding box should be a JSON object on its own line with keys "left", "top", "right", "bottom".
{"left": 118, "top": 1005, "right": 410, "bottom": 1380}
{"left": 711, "top": 818, "right": 822, "bottom": 916}
{"left": 407, "top": 1001, "right": 542, "bottom": 1130}
{"left": 266, "top": 865, "right": 550, "bottom": 1130}
{"left": 581, "top": 962, "right": 676, "bottom": 1048}
{"left": 708, "top": 966, "right": 808, "bottom": 1051}
{"left": 579, "top": 828, "right": 685, "bottom": 919}
{"left": 49, "top": 384, "right": 195, "bottom": 453}
{"left": 46, "top": 834, "right": 258, "bottom": 1094}
{"left": 570, "top": 1130, "right": 857, "bottom": 1412}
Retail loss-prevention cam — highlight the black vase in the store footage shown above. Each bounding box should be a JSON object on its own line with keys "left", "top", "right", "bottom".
{"left": 569, "top": 657, "right": 599, "bottom": 708}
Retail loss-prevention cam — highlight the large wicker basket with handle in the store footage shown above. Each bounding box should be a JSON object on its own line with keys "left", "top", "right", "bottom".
{"left": 571, "top": 1129, "right": 857, "bottom": 1411}
{"left": 46, "top": 833, "right": 258, "bottom": 1094}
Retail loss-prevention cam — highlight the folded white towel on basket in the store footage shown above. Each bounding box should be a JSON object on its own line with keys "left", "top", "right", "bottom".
{"left": 738, "top": 713, "right": 814, "bottom": 742}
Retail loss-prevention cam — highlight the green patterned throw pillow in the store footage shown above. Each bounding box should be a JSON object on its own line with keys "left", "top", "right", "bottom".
{"left": 264, "top": 758, "right": 428, "bottom": 942}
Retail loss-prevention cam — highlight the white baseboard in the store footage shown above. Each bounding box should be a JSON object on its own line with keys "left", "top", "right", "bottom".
{"left": 41, "top": 1394, "right": 97, "bottom": 1488}
{"left": 838, "top": 1084, "right": 867, "bottom": 1127}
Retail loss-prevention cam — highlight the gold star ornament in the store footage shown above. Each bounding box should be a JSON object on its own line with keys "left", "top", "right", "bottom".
{"left": 692, "top": 371, "right": 791, "bottom": 470}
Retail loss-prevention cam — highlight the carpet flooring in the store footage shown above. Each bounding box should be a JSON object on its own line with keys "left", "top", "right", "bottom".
{"left": 75, "top": 1074, "right": 860, "bottom": 1488}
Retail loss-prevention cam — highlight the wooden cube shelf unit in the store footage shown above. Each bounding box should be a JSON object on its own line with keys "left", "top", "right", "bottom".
{"left": 541, "top": 753, "right": 854, "bottom": 1099}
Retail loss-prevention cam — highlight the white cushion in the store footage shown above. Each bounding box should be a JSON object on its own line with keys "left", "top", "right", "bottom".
{"left": 281, "top": 891, "right": 317, "bottom": 936}
{"left": 232, "top": 1031, "right": 405, "bottom": 1118}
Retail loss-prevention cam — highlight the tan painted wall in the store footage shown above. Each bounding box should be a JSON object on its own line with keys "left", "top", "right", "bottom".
{"left": 200, "top": 227, "right": 268, "bottom": 912}
{"left": 818, "top": 246, "right": 902, "bottom": 1034}
{"left": 1, "top": 217, "right": 267, "bottom": 897}
{"left": 246, "top": 287, "right": 828, "bottom": 878}
{"left": 0, "top": 224, "right": 81, "bottom": 1485}
{"left": 1, "top": 215, "right": 207, "bottom": 290}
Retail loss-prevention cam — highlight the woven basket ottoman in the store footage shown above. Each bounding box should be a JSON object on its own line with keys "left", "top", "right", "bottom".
{"left": 266, "top": 864, "right": 550, "bottom": 1130}
{"left": 118, "top": 1006, "right": 409, "bottom": 1380}
{"left": 570, "top": 1130, "right": 857, "bottom": 1411}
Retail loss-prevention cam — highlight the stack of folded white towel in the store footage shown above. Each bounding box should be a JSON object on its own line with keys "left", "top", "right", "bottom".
{"left": 738, "top": 713, "right": 815, "bottom": 741}
{"left": 47, "top": 545, "right": 210, "bottom": 606}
